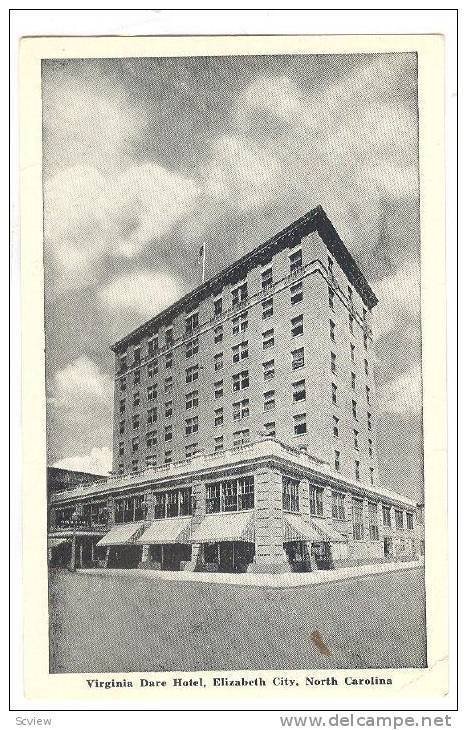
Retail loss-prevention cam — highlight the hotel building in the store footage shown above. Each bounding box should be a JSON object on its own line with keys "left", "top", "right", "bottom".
{"left": 48, "top": 206, "right": 420, "bottom": 573}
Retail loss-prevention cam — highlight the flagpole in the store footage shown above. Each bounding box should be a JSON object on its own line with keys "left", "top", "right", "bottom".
{"left": 201, "top": 243, "right": 206, "bottom": 284}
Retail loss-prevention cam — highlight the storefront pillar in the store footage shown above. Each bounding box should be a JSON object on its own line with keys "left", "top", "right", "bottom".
{"left": 183, "top": 481, "right": 204, "bottom": 571}
{"left": 250, "top": 468, "right": 291, "bottom": 573}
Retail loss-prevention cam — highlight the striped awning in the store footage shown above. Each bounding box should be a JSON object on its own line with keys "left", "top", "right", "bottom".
{"left": 136, "top": 517, "right": 192, "bottom": 545}
{"left": 48, "top": 537, "right": 69, "bottom": 548}
{"left": 190, "top": 511, "right": 254, "bottom": 543}
{"left": 311, "top": 519, "right": 347, "bottom": 543}
{"left": 96, "top": 522, "right": 145, "bottom": 547}
{"left": 284, "top": 513, "right": 324, "bottom": 542}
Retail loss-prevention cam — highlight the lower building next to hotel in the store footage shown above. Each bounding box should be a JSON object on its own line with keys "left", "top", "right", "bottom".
{"left": 48, "top": 438, "right": 421, "bottom": 573}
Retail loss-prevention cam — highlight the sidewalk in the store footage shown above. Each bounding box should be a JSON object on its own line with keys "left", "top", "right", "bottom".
{"left": 78, "top": 557, "right": 423, "bottom": 588}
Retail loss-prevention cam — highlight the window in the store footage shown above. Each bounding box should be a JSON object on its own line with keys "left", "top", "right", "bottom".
{"left": 382, "top": 505, "right": 391, "bottom": 527}
{"left": 132, "top": 391, "right": 140, "bottom": 409}
{"left": 119, "top": 398, "right": 126, "bottom": 415}
{"left": 186, "top": 365, "right": 199, "bottom": 383}
{"left": 364, "top": 358, "right": 369, "bottom": 376}
{"left": 368, "top": 502, "right": 379, "bottom": 540}
{"left": 147, "top": 406, "right": 157, "bottom": 425}
{"left": 232, "top": 310, "right": 248, "bottom": 334}
{"left": 310, "top": 484, "right": 324, "bottom": 516}
{"left": 233, "top": 398, "right": 249, "bottom": 420}
{"left": 367, "top": 411, "right": 372, "bottom": 431}
{"left": 164, "top": 425, "right": 172, "bottom": 442}
{"left": 395, "top": 509, "right": 404, "bottom": 529}
{"left": 185, "top": 390, "right": 199, "bottom": 410}
{"left": 185, "top": 442, "right": 198, "bottom": 459}
{"left": 185, "top": 311, "right": 199, "bottom": 335}
{"left": 368, "top": 438, "right": 373, "bottom": 457}
{"left": 147, "top": 360, "right": 158, "bottom": 378}
{"left": 206, "top": 476, "right": 254, "bottom": 513}
{"left": 333, "top": 415, "right": 339, "bottom": 437}
{"left": 214, "top": 435, "right": 224, "bottom": 452}
{"left": 332, "top": 382, "right": 337, "bottom": 404}
{"left": 366, "top": 385, "right": 371, "bottom": 404}
{"left": 264, "top": 422, "right": 276, "bottom": 437}
{"left": 348, "top": 285, "right": 353, "bottom": 302}
{"left": 146, "top": 430, "right": 157, "bottom": 450}
{"left": 262, "top": 297, "right": 273, "bottom": 319}
{"left": 214, "top": 297, "right": 223, "bottom": 317}
{"left": 133, "top": 347, "right": 141, "bottom": 365}
{"left": 352, "top": 400, "right": 358, "bottom": 419}
{"left": 132, "top": 436, "right": 139, "bottom": 453}
{"left": 146, "top": 455, "right": 157, "bottom": 468}
{"left": 331, "top": 352, "right": 336, "bottom": 374}
{"left": 334, "top": 450, "right": 340, "bottom": 472}
{"left": 185, "top": 416, "right": 199, "bottom": 436}
{"left": 233, "top": 429, "right": 250, "bottom": 447}
{"left": 349, "top": 313, "right": 354, "bottom": 335}
{"left": 164, "top": 376, "right": 173, "bottom": 394}
{"left": 351, "top": 343, "right": 355, "bottom": 362}
{"left": 118, "top": 442, "right": 124, "bottom": 457}
{"left": 352, "top": 498, "right": 364, "bottom": 540}
{"left": 355, "top": 460, "right": 360, "bottom": 481}
{"left": 263, "top": 390, "right": 275, "bottom": 412}
{"left": 186, "top": 337, "right": 199, "bottom": 358}
{"left": 165, "top": 328, "right": 174, "bottom": 347}
{"left": 134, "top": 369, "right": 141, "bottom": 386}
{"left": 351, "top": 372, "right": 356, "bottom": 390}
{"left": 119, "top": 421, "right": 125, "bottom": 436}
{"left": 289, "top": 248, "right": 302, "bottom": 273}
{"left": 291, "top": 281, "right": 303, "bottom": 305}
{"left": 214, "top": 326, "right": 223, "bottom": 344}
{"left": 332, "top": 491, "right": 346, "bottom": 520}
{"left": 119, "top": 354, "right": 127, "bottom": 372}
{"left": 370, "top": 467, "right": 375, "bottom": 485}
{"left": 353, "top": 429, "right": 359, "bottom": 450}
{"left": 330, "top": 319, "right": 336, "bottom": 341}
{"left": 233, "top": 370, "right": 249, "bottom": 391}
{"left": 148, "top": 336, "right": 158, "bottom": 356}
{"left": 262, "top": 267, "right": 273, "bottom": 290}
{"left": 328, "top": 287, "right": 335, "bottom": 310}
{"left": 147, "top": 384, "right": 157, "bottom": 401}
{"left": 153, "top": 487, "right": 192, "bottom": 518}
{"left": 165, "top": 400, "right": 173, "bottom": 418}
{"left": 292, "top": 379, "right": 306, "bottom": 402}
{"left": 293, "top": 413, "right": 307, "bottom": 436}
{"left": 214, "top": 380, "right": 223, "bottom": 399}
{"left": 119, "top": 376, "right": 127, "bottom": 392}
{"left": 291, "top": 315, "right": 304, "bottom": 337}
{"left": 406, "top": 513, "right": 414, "bottom": 530}
{"left": 164, "top": 450, "right": 172, "bottom": 464}
{"left": 232, "top": 341, "right": 248, "bottom": 363}
{"left": 115, "top": 494, "right": 147, "bottom": 523}
{"left": 262, "top": 329, "right": 274, "bottom": 349}
{"left": 328, "top": 255, "right": 334, "bottom": 274}
{"left": 214, "top": 352, "right": 223, "bottom": 371}
{"left": 363, "top": 333, "right": 368, "bottom": 350}
{"left": 363, "top": 307, "right": 368, "bottom": 321}
{"left": 214, "top": 407, "right": 224, "bottom": 427}
{"left": 263, "top": 359, "right": 275, "bottom": 380}
{"left": 132, "top": 414, "right": 140, "bottom": 430}
{"left": 232, "top": 282, "right": 248, "bottom": 307}
{"left": 165, "top": 352, "right": 173, "bottom": 369}
{"left": 292, "top": 347, "right": 304, "bottom": 370}
{"left": 282, "top": 476, "right": 299, "bottom": 512}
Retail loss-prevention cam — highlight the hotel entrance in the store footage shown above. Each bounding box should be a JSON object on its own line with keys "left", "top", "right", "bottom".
{"left": 203, "top": 541, "right": 255, "bottom": 573}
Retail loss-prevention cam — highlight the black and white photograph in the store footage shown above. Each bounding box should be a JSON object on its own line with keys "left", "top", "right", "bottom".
{"left": 41, "top": 48, "right": 430, "bottom": 676}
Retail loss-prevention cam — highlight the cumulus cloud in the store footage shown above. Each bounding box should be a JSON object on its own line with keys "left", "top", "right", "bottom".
{"left": 98, "top": 269, "right": 183, "bottom": 320}
{"left": 53, "top": 447, "right": 113, "bottom": 476}
{"left": 378, "top": 364, "right": 422, "bottom": 415}
{"left": 44, "top": 163, "right": 200, "bottom": 292}
{"left": 372, "top": 260, "right": 421, "bottom": 340}
{"left": 53, "top": 355, "right": 113, "bottom": 407}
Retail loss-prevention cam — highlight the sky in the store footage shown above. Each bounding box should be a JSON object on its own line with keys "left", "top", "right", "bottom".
{"left": 42, "top": 53, "right": 423, "bottom": 501}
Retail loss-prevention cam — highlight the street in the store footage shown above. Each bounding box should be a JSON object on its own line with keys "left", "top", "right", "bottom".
{"left": 49, "top": 566, "right": 426, "bottom": 673}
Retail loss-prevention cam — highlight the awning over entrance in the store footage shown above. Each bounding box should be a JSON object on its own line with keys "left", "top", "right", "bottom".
{"left": 96, "top": 522, "right": 145, "bottom": 547}
{"left": 135, "top": 517, "right": 192, "bottom": 545}
{"left": 284, "top": 513, "right": 324, "bottom": 542}
{"left": 48, "top": 537, "right": 69, "bottom": 548}
{"left": 190, "top": 511, "right": 254, "bottom": 543}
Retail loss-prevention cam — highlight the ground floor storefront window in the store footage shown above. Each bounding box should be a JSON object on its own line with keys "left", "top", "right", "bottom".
{"left": 202, "top": 541, "right": 254, "bottom": 573}
{"left": 148, "top": 543, "right": 191, "bottom": 570}
{"left": 107, "top": 545, "right": 142, "bottom": 568}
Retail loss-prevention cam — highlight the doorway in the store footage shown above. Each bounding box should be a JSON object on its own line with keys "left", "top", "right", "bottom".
{"left": 383, "top": 537, "right": 393, "bottom": 559}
